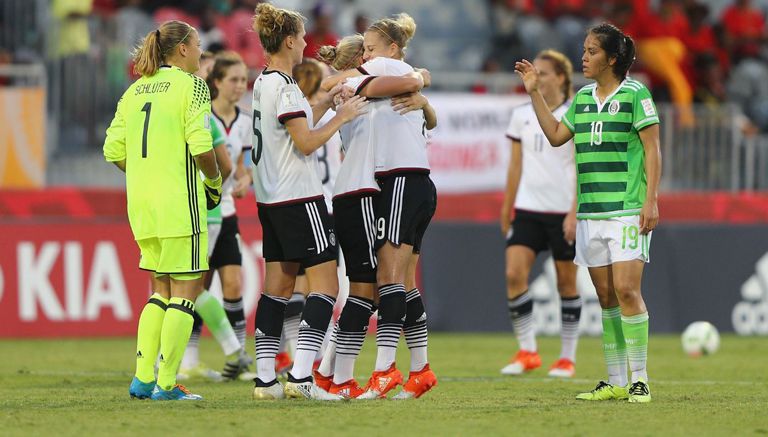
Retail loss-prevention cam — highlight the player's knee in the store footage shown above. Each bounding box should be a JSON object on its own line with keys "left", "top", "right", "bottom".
{"left": 221, "top": 276, "right": 242, "bottom": 298}
{"left": 597, "top": 292, "right": 618, "bottom": 308}
{"left": 505, "top": 265, "right": 528, "bottom": 291}
{"left": 613, "top": 280, "right": 641, "bottom": 305}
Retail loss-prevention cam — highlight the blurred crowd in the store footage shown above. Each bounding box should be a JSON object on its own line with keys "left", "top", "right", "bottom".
{"left": 487, "top": 0, "right": 768, "bottom": 130}
{"left": 2, "top": 0, "right": 768, "bottom": 132}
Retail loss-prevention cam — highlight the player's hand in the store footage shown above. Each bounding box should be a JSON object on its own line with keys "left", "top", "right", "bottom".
{"left": 391, "top": 92, "right": 427, "bottom": 115}
{"left": 203, "top": 173, "right": 223, "bottom": 210}
{"left": 415, "top": 68, "right": 431, "bottom": 88}
{"left": 563, "top": 210, "right": 577, "bottom": 245}
{"left": 336, "top": 95, "right": 368, "bottom": 123}
{"left": 639, "top": 199, "right": 658, "bottom": 235}
{"left": 324, "top": 82, "right": 344, "bottom": 109}
{"left": 232, "top": 174, "right": 251, "bottom": 198}
{"left": 514, "top": 59, "right": 539, "bottom": 94}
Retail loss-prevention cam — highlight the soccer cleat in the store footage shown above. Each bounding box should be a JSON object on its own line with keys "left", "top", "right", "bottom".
{"left": 177, "top": 363, "right": 223, "bottom": 382}
{"left": 313, "top": 370, "right": 333, "bottom": 393}
{"left": 221, "top": 350, "right": 253, "bottom": 381}
{"left": 252, "top": 378, "right": 285, "bottom": 400}
{"left": 392, "top": 364, "right": 438, "bottom": 399}
{"left": 576, "top": 381, "right": 629, "bottom": 401}
{"left": 283, "top": 373, "right": 313, "bottom": 399}
{"left": 628, "top": 379, "right": 652, "bottom": 403}
{"left": 129, "top": 377, "right": 155, "bottom": 399}
{"left": 275, "top": 352, "right": 292, "bottom": 376}
{"left": 357, "top": 364, "right": 404, "bottom": 399}
{"left": 238, "top": 371, "right": 259, "bottom": 382}
{"left": 547, "top": 358, "right": 576, "bottom": 378}
{"left": 329, "top": 379, "right": 366, "bottom": 399}
{"left": 500, "top": 350, "right": 542, "bottom": 375}
{"left": 150, "top": 384, "right": 203, "bottom": 401}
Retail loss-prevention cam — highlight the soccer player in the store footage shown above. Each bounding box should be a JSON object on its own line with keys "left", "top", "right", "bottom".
{"left": 313, "top": 34, "right": 431, "bottom": 399}
{"left": 249, "top": 3, "right": 367, "bottom": 400}
{"left": 500, "top": 49, "right": 582, "bottom": 378}
{"left": 180, "top": 51, "right": 255, "bottom": 381}
{"left": 104, "top": 20, "right": 223, "bottom": 401}
{"left": 515, "top": 23, "right": 661, "bottom": 403}
{"left": 276, "top": 59, "right": 344, "bottom": 376}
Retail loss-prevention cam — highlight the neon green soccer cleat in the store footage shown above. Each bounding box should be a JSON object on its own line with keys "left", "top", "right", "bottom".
{"left": 576, "top": 381, "right": 629, "bottom": 401}
{"left": 627, "top": 379, "right": 652, "bottom": 403}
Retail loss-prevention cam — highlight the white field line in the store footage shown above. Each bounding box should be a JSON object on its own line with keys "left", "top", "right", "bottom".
{"left": 10, "top": 370, "right": 763, "bottom": 386}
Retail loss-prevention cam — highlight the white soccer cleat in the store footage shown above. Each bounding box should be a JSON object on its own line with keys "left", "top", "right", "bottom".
{"left": 177, "top": 363, "right": 224, "bottom": 382}
{"left": 500, "top": 362, "right": 525, "bottom": 375}
{"left": 252, "top": 379, "right": 285, "bottom": 400}
{"left": 238, "top": 371, "right": 259, "bottom": 382}
{"left": 311, "top": 384, "right": 343, "bottom": 401}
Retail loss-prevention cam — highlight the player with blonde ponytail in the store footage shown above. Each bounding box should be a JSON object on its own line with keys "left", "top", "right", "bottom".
{"left": 105, "top": 20, "right": 222, "bottom": 401}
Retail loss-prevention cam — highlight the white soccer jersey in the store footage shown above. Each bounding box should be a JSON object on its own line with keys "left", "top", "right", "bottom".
{"left": 505, "top": 101, "right": 575, "bottom": 213}
{"left": 356, "top": 57, "right": 430, "bottom": 177}
{"left": 333, "top": 88, "right": 378, "bottom": 199}
{"left": 251, "top": 69, "right": 323, "bottom": 205}
{"left": 212, "top": 107, "right": 252, "bottom": 217}
{"left": 314, "top": 109, "right": 343, "bottom": 212}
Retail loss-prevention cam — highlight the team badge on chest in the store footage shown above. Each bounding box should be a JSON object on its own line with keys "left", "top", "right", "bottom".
{"left": 608, "top": 100, "right": 620, "bottom": 115}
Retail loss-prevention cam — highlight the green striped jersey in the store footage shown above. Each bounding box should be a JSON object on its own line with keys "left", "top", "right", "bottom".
{"left": 561, "top": 79, "right": 659, "bottom": 219}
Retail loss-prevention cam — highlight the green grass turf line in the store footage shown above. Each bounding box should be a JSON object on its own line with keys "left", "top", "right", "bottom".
{"left": 0, "top": 334, "right": 766, "bottom": 436}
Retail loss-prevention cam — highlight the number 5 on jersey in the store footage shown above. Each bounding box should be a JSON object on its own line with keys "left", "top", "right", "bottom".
{"left": 252, "top": 109, "right": 263, "bottom": 165}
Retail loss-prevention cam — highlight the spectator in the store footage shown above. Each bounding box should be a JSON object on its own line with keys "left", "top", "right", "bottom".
{"left": 721, "top": 0, "right": 766, "bottom": 60}
{"left": 693, "top": 53, "right": 726, "bottom": 106}
{"left": 304, "top": 2, "right": 339, "bottom": 59}
{"left": 219, "top": 0, "right": 266, "bottom": 70}
{"left": 50, "top": 0, "right": 93, "bottom": 58}
{"left": 727, "top": 54, "right": 768, "bottom": 131}
{"left": 198, "top": 6, "right": 225, "bottom": 50}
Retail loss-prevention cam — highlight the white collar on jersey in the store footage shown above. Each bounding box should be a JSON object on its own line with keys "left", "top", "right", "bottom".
{"left": 591, "top": 78, "right": 627, "bottom": 113}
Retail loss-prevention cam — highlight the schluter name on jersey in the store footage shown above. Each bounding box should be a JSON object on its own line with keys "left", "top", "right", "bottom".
{"left": 134, "top": 81, "right": 171, "bottom": 95}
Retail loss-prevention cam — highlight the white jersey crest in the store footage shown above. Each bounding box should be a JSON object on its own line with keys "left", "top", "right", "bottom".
{"left": 212, "top": 107, "right": 252, "bottom": 216}
{"left": 505, "top": 101, "right": 575, "bottom": 213}
{"left": 251, "top": 70, "right": 323, "bottom": 205}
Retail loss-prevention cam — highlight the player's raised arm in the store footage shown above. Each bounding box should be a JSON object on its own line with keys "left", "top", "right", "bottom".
{"left": 515, "top": 59, "right": 573, "bottom": 147}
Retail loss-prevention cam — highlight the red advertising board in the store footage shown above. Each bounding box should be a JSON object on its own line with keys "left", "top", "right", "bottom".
{"left": 0, "top": 219, "right": 266, "bottom": 337}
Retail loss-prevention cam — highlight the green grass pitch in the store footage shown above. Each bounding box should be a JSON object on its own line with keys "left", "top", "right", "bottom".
{"left": 1, "top": 334, "right": 766, "bottom": 436}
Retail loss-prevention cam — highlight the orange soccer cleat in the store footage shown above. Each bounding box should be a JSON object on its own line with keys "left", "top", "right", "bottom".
{"left": 313, "top": 370, "right": 334, "bottom": 392}
{"left": 275, "top": 352, "right": 292, "bottom": 376}
{"left": 547, "top": 358, "right": 576, "bottom": 378}
{"left": 500, "top": 350, "right": 542, "bottom": 375}
{"left": 357, "top": 364, "right": 404, "bottom": 399}
{"left": 329, "top": 379, "right": 366, "bottom": 399}
{"left": 393, "top": 364, "right": 438, "bottom": 399}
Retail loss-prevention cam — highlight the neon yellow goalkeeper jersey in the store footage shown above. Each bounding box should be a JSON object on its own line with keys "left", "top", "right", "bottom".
{"left": 104, "top": 65, "right": 213, "bottom": 240}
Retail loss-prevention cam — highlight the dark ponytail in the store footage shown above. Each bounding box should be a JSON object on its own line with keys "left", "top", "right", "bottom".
{"left": 588, "top": 23, "right": 636, "bottom": 80}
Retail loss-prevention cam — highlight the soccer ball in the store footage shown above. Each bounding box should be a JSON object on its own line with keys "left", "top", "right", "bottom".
{"left": 681, "top": 321, "right": 720, "bottom": 357}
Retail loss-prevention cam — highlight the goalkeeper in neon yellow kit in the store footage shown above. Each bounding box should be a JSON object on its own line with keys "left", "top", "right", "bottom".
{"left": 103, "top": 21, "right": 222, "bottom": 401}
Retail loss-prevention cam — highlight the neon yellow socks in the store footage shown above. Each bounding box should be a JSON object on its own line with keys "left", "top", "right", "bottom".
{"left": 135, "top": 293, "right": 168, "bottom": 383}
{"left": 157, "top": 297, "right": 195, "bottom": 390}
{"left": 622, "top": 312, "right": 649, "bottom": 382}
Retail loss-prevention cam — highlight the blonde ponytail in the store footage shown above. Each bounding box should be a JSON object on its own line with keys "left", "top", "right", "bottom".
{"left": 316, "top": 34, "right": 364, "bottom": 70}
{"left": 132, "top": 20, "right": 194, "bottom": 77}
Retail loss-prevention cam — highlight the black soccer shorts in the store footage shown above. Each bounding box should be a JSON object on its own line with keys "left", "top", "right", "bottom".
{"left": 374, "top": 173, "right": 437, "bottom": 254}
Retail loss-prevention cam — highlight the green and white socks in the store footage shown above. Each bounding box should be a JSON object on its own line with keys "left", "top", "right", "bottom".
{"left": 602, "top": 306, "right": 650, "bottom": 387}
{"left": 622, "top": 312, "right": 649, "bottom": 383}
{"left": 601, "top": 307, "right": 628, "bottom": 387}
{"left": 196, "top": 290, "right": 242, "bottom": 358}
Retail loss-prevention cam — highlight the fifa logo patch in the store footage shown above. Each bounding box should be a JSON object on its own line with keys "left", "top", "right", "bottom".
{"left": 608, "top": 100, "right": 620, "bottom": 115}
{"left": 329, "top": 231, "right": 336, "bottom": 246}
{"left": 204, "top": 113, "right": 211, "bottom": 129}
